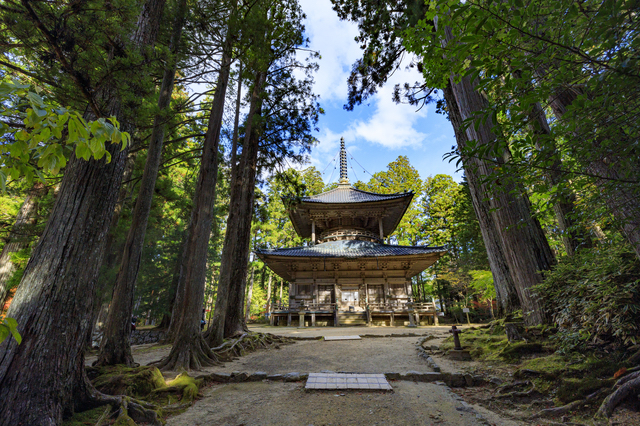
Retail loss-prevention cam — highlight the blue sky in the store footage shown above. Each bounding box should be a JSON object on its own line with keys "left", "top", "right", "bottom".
{"left": 298, "top": 0, "right": 461, "bottom": 184}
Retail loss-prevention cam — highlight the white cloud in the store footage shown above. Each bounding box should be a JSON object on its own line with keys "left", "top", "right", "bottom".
{"left": 349, "top": 61, "right": 430, "bottom": 149}
{"left": 298, "top": 1, "right": 456, "bottom": 181}
{"left": 298, "top": 0, "right": 361, "bottom": 102}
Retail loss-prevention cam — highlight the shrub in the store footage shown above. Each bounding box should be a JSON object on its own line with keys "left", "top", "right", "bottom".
{"left": 536, "top": 243, "right": 640, "bottom": 351}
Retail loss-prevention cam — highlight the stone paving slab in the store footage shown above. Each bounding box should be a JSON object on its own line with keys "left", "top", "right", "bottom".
{"left": 323, "top": 335, "right": 361, "bottom": 341}
{"left": 305, "top": 373, "right": 392, "bottom": 390}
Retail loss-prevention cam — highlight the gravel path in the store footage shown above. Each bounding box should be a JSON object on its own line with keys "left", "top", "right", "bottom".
{"left": 167, "top": 380, "right": 522, "bottom": 426}
{"left": 114, "top": 325, "right": 520, "bottom": 425}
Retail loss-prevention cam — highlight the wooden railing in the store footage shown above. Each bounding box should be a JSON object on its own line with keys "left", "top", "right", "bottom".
{"left": 270, "top": 302, "right": 336, "bottom": 312}
{"left": 367, "top": 302, "right": 438, "bottom": 312}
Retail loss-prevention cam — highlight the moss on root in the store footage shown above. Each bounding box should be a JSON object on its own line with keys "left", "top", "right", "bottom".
{"left": 67, "top": 367, "right": 203, "bottom": 425}
{"left": 166, "top": 373, "right": 202, "bottom": 402}
{"left": 88, "top": 365, "right": 166, "bottom": 398}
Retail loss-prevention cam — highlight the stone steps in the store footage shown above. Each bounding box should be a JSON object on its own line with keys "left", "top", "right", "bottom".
{"left": 337, "top": 312, "right": 367, "bottom": 326}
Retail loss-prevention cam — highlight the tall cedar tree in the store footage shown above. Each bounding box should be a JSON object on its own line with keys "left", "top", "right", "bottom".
{"left": 0, "top": 0, "right": 165, "bottom": 424}
{"left": 95, "top": 0, "right": 190, "bottom": 367}
{"left": 207, "top": 0, "right": 319, "bottom": 345}
{"left": 153, "top": 0, "right": 239, "bottom": 371}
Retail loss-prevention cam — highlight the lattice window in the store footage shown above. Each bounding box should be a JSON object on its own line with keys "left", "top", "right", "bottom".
{"left": 297, "top": 284, "right": 312, "bottom": 295}
{"left": 389, "top": 284, "right": 405, "bottom": 296}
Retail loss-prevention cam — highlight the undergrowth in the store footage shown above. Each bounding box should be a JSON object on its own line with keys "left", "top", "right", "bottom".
{"left": 441, "top": 321, "right": 639, "bottom": 420}
{"left": 535, "top": 243, "right": 640, "bottom": 352}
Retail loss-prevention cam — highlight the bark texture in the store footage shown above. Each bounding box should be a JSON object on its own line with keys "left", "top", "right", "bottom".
{"left": 96, "top": 0, "right": 189, "bottom": 367}
{"left": 208, "top": 69, "right": 267, "bottom": 346}
{"left": 443, "top": 83, "right": 520, "bottom": 315}
{"left": 0, "top": 0, "right": 165, "bottom": 423}
{"left": 0, "top": 183, "right": 46, "bottom": 306}
{"left": 438, "top": 21, "right": 556, "bottom": 324}
{"left": 154, "top": 21, "right": 235, "bottom": 371}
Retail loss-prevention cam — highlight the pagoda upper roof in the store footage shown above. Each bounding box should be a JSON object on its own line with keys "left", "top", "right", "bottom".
{"left": 302, "top": 185, "right": 413, "bottom": 204}
{"left": 287, "top": 185, "right": 414, "bottom": 240}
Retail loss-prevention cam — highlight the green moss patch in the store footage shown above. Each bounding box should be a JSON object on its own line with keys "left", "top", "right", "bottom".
{"left": 168, "top": 373, "right": 200, "bottom": 401}
{"left": 62, "top": 406, "right": 108, "bottom": 426}
{"left": 89, "top": 365, "right": 166, "bottom": 398}
{"left": 556, "top": 377, "right": 616, "bottom": 404}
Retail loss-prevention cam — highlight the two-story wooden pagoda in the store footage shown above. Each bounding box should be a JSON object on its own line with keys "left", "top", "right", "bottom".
{"left": 256, "top": 139, "right": 446, "bottom": 327}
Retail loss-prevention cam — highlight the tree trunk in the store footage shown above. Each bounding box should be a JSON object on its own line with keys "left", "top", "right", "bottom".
{"left": 221, "top": 70, "right": 267, "bottom": 339}
{"left": 157, "top": 229, "right": 188, "bottom": 336}
{"left": 449, "top": 72, "right": 555, "bottom": 325}
{"left": 207, "top": 68, "right": 267, "bottom": 346}
{"left": 153, "top": 16, "right": 236, "bottom": 371}
{"left": 435, "top": 25, "right": 555, "bottom": 325}
{"left": 95, "top": 0, "right": 189, "bottom": 368}
{"left": 0, "top": 183, "right": 46, "bottom": 305}
{"left": 0, "top": 0, "right": 166, "bottom": 423}
{"left": 517, "top": 76, "right": 592, "bottom": 256}
{"left": 443, "top": 82, "right": 520, "bottom": 316}
{"left": 549, "top": 88, "right": 640, "bottom": 261}
{"left": 244, "top": 265, "right": 255, "bottom": 322}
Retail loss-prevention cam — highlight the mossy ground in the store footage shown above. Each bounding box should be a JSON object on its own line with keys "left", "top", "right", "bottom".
{"left": 66, "top": 366, "right": 201, "bottom": 425}
{"left": 62, "top": 406, "right": 108, "bottom": 426}
{"left": 441, "top": 322, "right": 638, "bottom": 423}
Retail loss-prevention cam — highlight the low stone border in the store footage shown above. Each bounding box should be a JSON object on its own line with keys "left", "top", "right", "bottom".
{"left": 195, "top": 370, "right": 484, "bottom": 388}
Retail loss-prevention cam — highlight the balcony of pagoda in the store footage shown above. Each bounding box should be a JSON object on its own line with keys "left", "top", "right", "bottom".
{"left": 268, "top": 300, "right": 440, "bottom": 327}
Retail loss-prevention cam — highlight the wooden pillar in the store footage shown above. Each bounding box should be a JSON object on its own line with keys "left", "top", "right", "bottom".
{"left": 383, "top": 277, "right": 389, "bottom": 305}
{"left": 415, "top": 311, "right": 420, "bottom": 326}
{"left": 287, "top": 312, "right": 292, "bottom": 326}
{"left": 299, "top": 312, "right": 305, "bottom": 327}
{"left": 390, "top": 312, "right": 395, "bottom": 327}
{"left": 313, "top": 278, "right": 318, "bottom": 305}
{"left": 311, "top": 219, "right": 316, "bottom": 244}
{"left": 378, "top": 217, "right": 384, "bottom": 240}
{"left": 311, "top": 312, "right": 316, "bottom": 327}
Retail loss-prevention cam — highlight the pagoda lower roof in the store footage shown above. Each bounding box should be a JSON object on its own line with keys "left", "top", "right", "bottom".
{"left": 255, "top": 239, "right": 446, "bottom": 258}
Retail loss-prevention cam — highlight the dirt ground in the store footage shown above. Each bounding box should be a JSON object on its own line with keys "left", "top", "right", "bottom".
{"left": 166, "top": 380, "right": 522, "bottom": 426}
{"left": 90, "top": 325, "right": 523, "bottom": 425}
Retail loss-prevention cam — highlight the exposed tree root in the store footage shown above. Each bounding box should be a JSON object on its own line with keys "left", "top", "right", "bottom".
{"left": 78, "top": 383, "right": 161, "bottom": 425}
{"left": 595, "top": 370, "right": 640, "bottom": 419}
{"left": 150, "top": 333, "right": 220, "bottom": 371}
{"left": 489, "top": 380, "right": 541, "bottom": 400}
{"left": 210, "top": 332, "right": 294, "bottom": 362}
{"left": 74, "top": 364, "right": 162, "bottom": 425}
{"left": 531, "top": 388, "right": 606, "bottom": 419}
{"left": 493, "top": 380, "right": 531, "bottom": 396}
